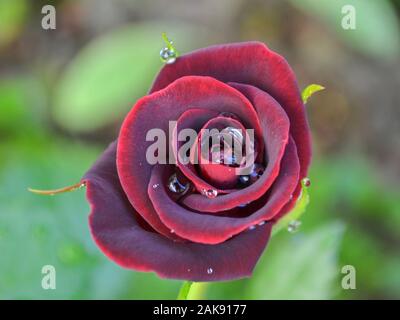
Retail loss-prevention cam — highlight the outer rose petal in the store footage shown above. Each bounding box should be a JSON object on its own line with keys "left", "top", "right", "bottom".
{"left": 83, "top": 142, "right": 273, "bottom": 281}
{"left": 150, "top": 41, "right": 312, "bottom": 180}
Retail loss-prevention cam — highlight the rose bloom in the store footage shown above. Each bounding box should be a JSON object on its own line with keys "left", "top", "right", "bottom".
{"left": 83, "top": 41, "right": 311, "bottom": 281}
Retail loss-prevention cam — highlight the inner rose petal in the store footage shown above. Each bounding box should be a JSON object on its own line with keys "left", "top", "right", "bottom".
{"left": 196, "top": 116, "right": 258, "bottom": 190}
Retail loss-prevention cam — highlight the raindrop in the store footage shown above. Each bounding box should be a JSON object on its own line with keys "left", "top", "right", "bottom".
{"left": 202, "top": 189, "right": 218, "bottom": 198}
{"left": 168, "top": 173, "right": 190, "bottom": 195}
{"left": 219, "top": 112, "right": 239, "bottom": 120}
{"left": 160, "top": 47, "right": 177, "bottom": 64}
{"left": 258, "top": 221, "right": 266, "bottom": 226}
{"left": 248, "top": 225, "right": 256, "bottom": 230}
{"left": 302, "top": 177, "right": 311, "bottom": 187}
{"left": 152, "top": 183, "right": 160, "bottom": 189}
{"left": 238, "top": 174, "right": 250, "bottom": 187}
{"left": 160, "top": 32, "right": 178, "bottom": 64}
{"left": 237, "top": 202, "right": 249, "bottom": 208}
{"left": 249, "top": 163, "right": 265, "bottom": 183}
{"left": 207, "top": 267, "right": 213, "bottom": 274}
{"left": 287, "top": 220, "right": 302, "bottom": 233}
{"left": 170, "top": 229, "right": 175, "bottom": 234}
{"left": 221, "top": 127, "right": 243, "bottom": 144}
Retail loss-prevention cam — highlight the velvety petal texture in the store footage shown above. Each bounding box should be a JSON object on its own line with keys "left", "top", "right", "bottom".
{"left": 83, "top": 41, "right": 312, "bottom": 281}
{"left": 84, "top": 142, "right": 273, "bottom": 281}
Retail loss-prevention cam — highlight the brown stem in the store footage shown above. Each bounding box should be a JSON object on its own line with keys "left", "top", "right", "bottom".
{"left": 28, "top": 181, "right": 86, "bottom": 196}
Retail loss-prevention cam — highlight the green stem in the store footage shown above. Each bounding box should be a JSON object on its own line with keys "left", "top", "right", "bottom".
{"left": 177, "top": 281, "right": 208, "bottom": 300}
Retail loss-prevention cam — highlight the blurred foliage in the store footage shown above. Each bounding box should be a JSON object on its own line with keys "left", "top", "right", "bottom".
{"left": 0, "top": 0, "right": 29, "bottom": 48}
{"left": 0, "top": 0, "right": 399, "bottom": 300}
{"left": 53, "top": 23, "right": 207, "bottom": 133}
{"left": 289, "top": 0, "right": 400, "bottom": 60}
{"left": 248, "top": 223, "right": 344, "bottom": 299}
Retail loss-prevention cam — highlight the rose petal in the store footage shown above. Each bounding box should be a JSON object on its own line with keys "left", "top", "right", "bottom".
{"left": 148, "top": 138, "right": 299, "bottom": 244}
{"left": 196, "top": 116, "right": 256, "bottom": 190}
{"left": 182, "top": 84, "right": 290, "bottom": 213}
{"left": 172, "top": 108, "right": 233, "bottom": 194}
{"left": 117, "top": 76, "right": 263, "bottom": 232}
{"left": 150, "top": 41, "right": 311, "bottom": 180}
{"left": 83, "top": 142, "right": 273, "bottom": 281}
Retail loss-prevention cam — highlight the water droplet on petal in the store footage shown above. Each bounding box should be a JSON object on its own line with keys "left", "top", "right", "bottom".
{"left": 152, "top": 183, "right": 160, "bottom": 189}
{"left": 207, "top": 267, "right": 213, "bottom": 274}
{"left": 248, "top": 225, "right": 256, "bottom": 230}
{"left": 238, "top": 175, "right": 250, "bottom": 187}
{"left": 237, "top": 202, "right": 249, "bottom": 208}
{"left": 168, "top": 173, "right": 190, "bottom": 194}
{"left": 258, "top": 221, "right": 266, "bottom": 226}
{"left": 170, "top": 229, "right": 175, "bottom": 234}
{"left": 219, "top": 112, "right": 239, "bottom": 120}
{"left": 202, "top": 189, "right": 218, "bottom": 198}
{"left": 302, "top": 177, "right": 311, "bottom": 187}
{"left": 287, "top": 220, "right": 302, "bottom": 233}
{"left": 221, "top": 127, "right": 243, "bottom": 144}
{"left": 249, "top": 164, "right": 265, "bottom": 183}
{"left": 160, "top": 47, "right": 176, "bottom": 64}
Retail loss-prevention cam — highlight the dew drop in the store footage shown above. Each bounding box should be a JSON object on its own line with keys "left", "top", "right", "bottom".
{"left": 219, "top": 111, "right": 239, "bottom": 120}
{"left": 152, "top": 183, "right": 160, "bottom": 189}
{"left": 202, "top": 189, "right": 218, "bottom": 198}
{"left": 238, "top": 174, "right": 250, "bottom": 187}
{"left": 221, "top": 127, "right": 244, "bottom": 144}
{"left": 302, "top": 177, "right": 311, "bottom": 187}
{"left": 248, "top": 225, "right": 256, "bottom": 230}
{"left": 160, "top": 47, "right": 177, "bottom": 64}
{"left": 258, "top": 221, "right": 266, "bottom": 226}
{"left": 207, "top": 267, "right": 213, "bottom": 274}
{"left": 249, "top": 163, "right": 265, "bottom": 183}
{"left": 168, "top": 173, "right": 190, "bottom": 194}
{"left": 287, "top": 220, "right": 302, "bottom": 233}
{"left": 237, "top": 202, "right": 249, "bottom": 208}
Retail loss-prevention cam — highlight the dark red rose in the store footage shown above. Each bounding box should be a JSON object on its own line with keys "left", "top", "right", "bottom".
{"left": 83, "top": 41, "right": 311, "bottom": 281}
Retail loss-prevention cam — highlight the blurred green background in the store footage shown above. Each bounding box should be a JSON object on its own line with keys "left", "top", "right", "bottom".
{"left": 1, "top": 0, "right": 399, "bottom": 299}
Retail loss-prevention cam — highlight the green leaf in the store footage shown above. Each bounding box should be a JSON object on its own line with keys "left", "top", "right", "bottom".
{"left": 248, "top": 222, "right": 345, "bottom": 299}
{"left": 301, "top": 84, "right": 325, "bottom": 104}
{"left": 53, "top": 23, "right": 203, "bottom": 133}
{"left": 177, "top": 281, "right": 193, "bottom": 300}
{"left": 272, "top": 178, "right": 310, "bottom": 236}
